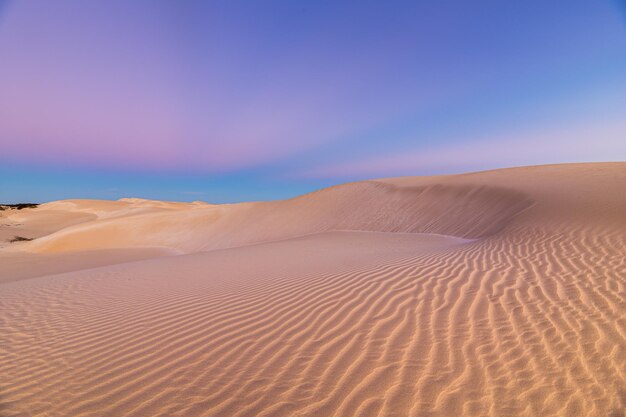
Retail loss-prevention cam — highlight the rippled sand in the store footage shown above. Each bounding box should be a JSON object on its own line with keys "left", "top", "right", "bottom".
{"left": 1, "top": 163, "right": 625, "bottom": 417}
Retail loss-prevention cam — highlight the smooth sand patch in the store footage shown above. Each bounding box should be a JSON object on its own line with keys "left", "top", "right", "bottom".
{"left": 0, "top": 247, "right": 175, "bottom": 283}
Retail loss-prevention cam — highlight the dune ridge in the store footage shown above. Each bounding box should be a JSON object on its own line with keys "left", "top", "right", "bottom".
{"left": 1, "top": 162, "right": 625, "bottom": 417}
{"left": 19, "top": 181, "right": 532, "bottom": 255}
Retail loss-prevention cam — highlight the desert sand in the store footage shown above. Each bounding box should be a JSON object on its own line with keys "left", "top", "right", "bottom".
{"left": 1, "top": 162, "right": 625, "bottom": 417}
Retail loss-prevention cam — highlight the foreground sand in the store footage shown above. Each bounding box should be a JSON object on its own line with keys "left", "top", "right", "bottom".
{"left": 1, "top": 163, "right": 625, "bottom": 417}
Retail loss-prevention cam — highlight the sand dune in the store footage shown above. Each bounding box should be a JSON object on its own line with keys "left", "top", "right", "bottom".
{"left": 18, "top": 180, "right": 532, "bottom": 254}
{"left": 1, "top": 163, "right": 625, "bottom": 417}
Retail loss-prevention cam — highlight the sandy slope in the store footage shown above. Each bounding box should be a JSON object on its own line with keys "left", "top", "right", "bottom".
{"left": 1, "top": 162, "right": 625, "bottom": 417}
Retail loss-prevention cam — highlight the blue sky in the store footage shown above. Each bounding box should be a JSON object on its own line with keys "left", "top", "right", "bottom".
{"left": 1, "top": 0, "right": 625, "bottom": 203}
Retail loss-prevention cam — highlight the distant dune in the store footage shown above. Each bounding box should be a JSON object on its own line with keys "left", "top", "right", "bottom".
{"left": 1, "top": 162, "right": 625, "bottom": 417}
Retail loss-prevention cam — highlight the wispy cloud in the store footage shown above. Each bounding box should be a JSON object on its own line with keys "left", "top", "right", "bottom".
{"left": 298, "top": 118, "right": 626, "bottom": 179}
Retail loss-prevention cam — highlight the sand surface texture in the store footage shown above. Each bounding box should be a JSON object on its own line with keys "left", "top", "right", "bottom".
{"left": 1, "top": 163, "right": 625, "bottom": 417}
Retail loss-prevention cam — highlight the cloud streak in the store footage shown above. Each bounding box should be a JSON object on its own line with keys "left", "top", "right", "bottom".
{"left": 299, "top": 118, "right": 626, "bottom": 179}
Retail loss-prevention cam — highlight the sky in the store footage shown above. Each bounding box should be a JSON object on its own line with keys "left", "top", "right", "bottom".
{"left": 1, "top": 0, "right": 625, "bottom": 203}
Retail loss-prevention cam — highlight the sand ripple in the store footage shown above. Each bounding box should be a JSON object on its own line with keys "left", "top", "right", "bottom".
{"left": 1, "top": 224, "right": 625, "bottom": 417}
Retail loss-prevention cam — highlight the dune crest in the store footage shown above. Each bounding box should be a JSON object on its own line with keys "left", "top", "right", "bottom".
{"left": 20, "top": 181, "right": 533, "bottom": 255}
{"left": 1, "top": 163, "right": 625, "bottom": 417}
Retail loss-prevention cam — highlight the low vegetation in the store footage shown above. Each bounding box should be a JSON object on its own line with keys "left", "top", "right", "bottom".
{"left": 9, "top": 236, "right": 34, "bottom": 243}
{"left": 0, "top": 203, "right": 39, "bottom": 211}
